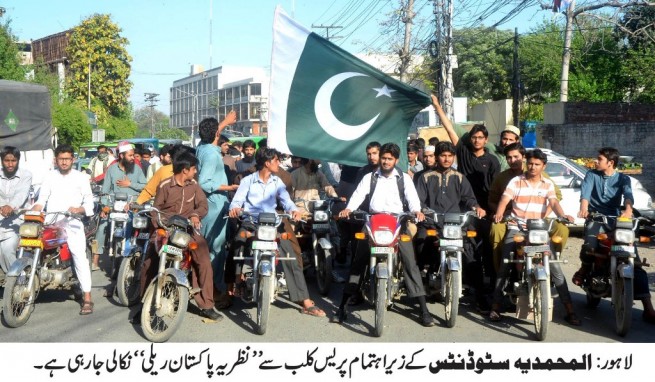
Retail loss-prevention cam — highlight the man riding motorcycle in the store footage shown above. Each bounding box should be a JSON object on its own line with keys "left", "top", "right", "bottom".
{"left": 31, "top": 144, "right": 95, "bottom": 315}
{"left": 0, "top": 146, "right": 32, "bottom": 276}
{"left": 334, "top": 142, "right": 436, "bottom": 327}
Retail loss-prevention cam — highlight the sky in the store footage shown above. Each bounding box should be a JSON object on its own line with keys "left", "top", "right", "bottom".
{"left": 2, "top": 0, "right": 557, "bottom": 115}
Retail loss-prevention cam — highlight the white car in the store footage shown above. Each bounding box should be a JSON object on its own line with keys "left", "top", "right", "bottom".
{"left": 535, "top": 149, "right": 653, "bottom": 227}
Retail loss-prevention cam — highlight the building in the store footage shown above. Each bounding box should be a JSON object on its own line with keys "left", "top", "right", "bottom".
{"left": 170, "top": 65, "right": 269, "bottom": 139}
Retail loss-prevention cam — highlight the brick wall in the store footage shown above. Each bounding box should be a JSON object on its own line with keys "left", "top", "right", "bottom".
{"left": 538, "top": 122, "right": 655, "bottom": 195}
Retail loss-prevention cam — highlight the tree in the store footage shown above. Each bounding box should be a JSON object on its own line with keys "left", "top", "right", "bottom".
{"left": 133, "top": 106, "right": 170, "bottom": 137}
{"left": 52, "top": 101, "right": 91, "bottom": 150}
{"left": 100, "top": 113, "right": 137, "bottom": 141}
{"left": 616, "top": 5, "right": 655, "bottom": 102}
{"left": 0, "top": 20, "right": 25, "bottom": 80}
{"left": 65, "top": 14, "right": 132, "bottom": 119}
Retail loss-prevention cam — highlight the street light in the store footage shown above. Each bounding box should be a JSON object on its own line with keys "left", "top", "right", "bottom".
{"left": 173, "top": 88, "right": 198, "bottom": 147}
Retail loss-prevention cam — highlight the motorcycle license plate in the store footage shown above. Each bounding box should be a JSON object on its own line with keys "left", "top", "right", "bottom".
{"left": 611, "top": 245, "right": 634, "bottom": 253}
{"left": 525, "top": 245, "right": 551, "bottom": 253}
{"left": 312, "top": 224, "right": 330, "bottom": 230}
{"left": 163, "top": 245, "right": 184, "bottom": 256}
{"left": 252, "top": 241, "right": 277, "bottom": 250}
{"left": 439, "top": 239, "right": 463, "bottom": 247}
{"left": 109, "top": 212, "right": 129, "bottom": 221}
{"left": 371, "top": 247, "right": 394, "bottom": 255}
{"left": 19, "top": 238, "right": 43, "bottom": 248}
{"left": 137, "top": 232, "right": 150, "bottom": 240}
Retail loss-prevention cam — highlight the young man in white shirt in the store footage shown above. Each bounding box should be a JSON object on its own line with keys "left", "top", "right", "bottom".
{"left": 32, "top": 144, "right": 95, "bottom": 315}
{"left": 334, "top": 143, "right": 435, "bottom": 327}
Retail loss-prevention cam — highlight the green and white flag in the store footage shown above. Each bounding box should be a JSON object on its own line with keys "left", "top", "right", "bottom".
{"left": 269, "top": 7, "right": 430, "bottom": 167}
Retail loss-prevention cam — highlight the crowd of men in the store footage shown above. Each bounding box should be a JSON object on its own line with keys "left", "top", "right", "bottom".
{"left": 1, "top": 95, "right": 654, "bottom": 330}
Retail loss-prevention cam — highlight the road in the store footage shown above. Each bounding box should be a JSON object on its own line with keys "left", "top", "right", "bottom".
{"left": 1, "top": 236, "right": 654, "bottom": 344}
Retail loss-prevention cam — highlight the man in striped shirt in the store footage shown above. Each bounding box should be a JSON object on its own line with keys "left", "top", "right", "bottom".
{"left": 489, "top": 149, "right": 580, "bottom": 325}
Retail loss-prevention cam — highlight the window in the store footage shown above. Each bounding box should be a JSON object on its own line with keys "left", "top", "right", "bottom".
{"left": 250, "top": 83, "right": 261, "bottom": 96}
{"left": 544, "top": 162, "right": 575, "bottom": 188}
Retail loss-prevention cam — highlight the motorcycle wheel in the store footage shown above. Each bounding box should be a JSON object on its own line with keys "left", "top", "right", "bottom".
{"left": 256, "top": 275, "right": 273, "bottom": 335}
{"left": 533, "top": 279, "right": 549, "bottom": 341}
{"left": 614, "top": 276, "right": 633, "bottom": 337}
{"left": 110, "top": 242, "right": 123, "bottom": 280}
{"left": 140, "top": 275, "right": 189, "bottom": 343}
{"left": 586, "top": 293, "right": 601, "bottom": 309}
{"left": 116, "top": 252, "right": 142, "bottom": 307}
{"left": 316, "top": 248, "right": 333, "bottom": 296}
{"left": 2, "top": 268, "right": 38, "bottom": 328}
{"left": 444, "top": 270, "right": 460, "bottom": 328}
{"left": 373, "top": 277, "right": 387, "bottom": 337}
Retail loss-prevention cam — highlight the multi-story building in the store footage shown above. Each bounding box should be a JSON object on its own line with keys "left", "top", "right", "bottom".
{"left": 170, "top": 65, "right": 269, "bottom": 139}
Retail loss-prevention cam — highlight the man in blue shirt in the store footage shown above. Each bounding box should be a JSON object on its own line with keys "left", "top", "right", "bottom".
{"left": 227, "top": 147, "right": 326, "bottom": 317}
{"left": 574, "top": 147, "right": 655, "bottom": 323}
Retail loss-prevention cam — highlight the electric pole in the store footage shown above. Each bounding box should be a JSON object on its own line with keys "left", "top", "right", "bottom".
{"left": 560, "top": 0, "right": 575, "bottom": 102}
{"left": 433, "top": 0, "right": 454, "bottom": 121}
{"left": 311, "top": 25, "right": 343, "bottom": 41}
{"left": 512, "top": 28, "right": 520, "bottom": 126}
{"left": 144, "top": 93, "right": 159, "bottom": 138}
{"left": 398, "top": 0, "right": 415, "bottom": 83}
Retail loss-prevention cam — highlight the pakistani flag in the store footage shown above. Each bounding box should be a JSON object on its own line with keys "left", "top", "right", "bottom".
{"left": 269, "top": 7, "right": 430, "bottom": 167}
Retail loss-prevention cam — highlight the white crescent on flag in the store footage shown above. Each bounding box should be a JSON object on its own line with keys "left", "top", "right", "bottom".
{"left": 314, "top": 72, "right": 380, "bottom": 141}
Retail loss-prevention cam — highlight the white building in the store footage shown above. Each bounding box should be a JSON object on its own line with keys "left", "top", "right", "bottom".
{"left": 170, "top": 65, "right": 269, "bottom": 139}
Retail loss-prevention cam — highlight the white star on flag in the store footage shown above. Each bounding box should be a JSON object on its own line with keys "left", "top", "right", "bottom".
{"left": 372, "top": 85, "right": 396, "bottom": 98}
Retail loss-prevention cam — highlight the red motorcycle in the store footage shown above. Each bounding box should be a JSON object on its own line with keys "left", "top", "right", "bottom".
{"left": 3, "top": 211, "right": 85, "bottom": 327}
{"left": 352, "top": 210, "right": 414, "bottom": 337}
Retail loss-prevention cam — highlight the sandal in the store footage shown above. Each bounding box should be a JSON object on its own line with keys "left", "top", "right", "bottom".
{"left": 489, "top": 310, "right": 502, "bottom": 322}
{"left": 301, "top": 304, "right": 326, "bottom": 317}
{"left": 565, "top": 312, "right": 582, "bottom": 326}
{"left": 80, "top": 300, "right": 94, "bottom": 315}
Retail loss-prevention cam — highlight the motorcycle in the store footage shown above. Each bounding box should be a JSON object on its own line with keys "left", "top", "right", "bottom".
{"left": 139, "top": 207, "right": 198, "bottom": 343}
{"left": 103, "top": 192, "right": 133, "bottom": 280}
{"left": 296, "top": 197, "right": 339, "bottom": 295}
{"left": 115, "top": 204, "right": 151, "bottom": 307}
{"left": 422, "top": 209, "right": 477, "bottom": 328}
{"left": 576, "top": 213, "right": 641, "bottom": 336}
{"left": 2, "top": 211, "right": 85, "bottom": 327}
{"left": 502, "top": 217, "right": 568, "bottom": 341}
{"left": 234, "top": 211, "right": 295, "bottom": 335}
{"left": 351, "top": 210, "right": 415, "bottom": 337}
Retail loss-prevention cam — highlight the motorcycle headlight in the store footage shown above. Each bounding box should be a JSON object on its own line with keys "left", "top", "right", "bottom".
{"left": 443, "top": 225, "right": 461, "bottom": 239}
{"left": 19, "top": 223, "right": 40, "bottom": 238}
{"left": 313, "top": 210, "right": 329, "bottom": 222}
{"left": 113, "top": 200, "right": 127, "bottom": 212}
{"left": 312, "top": 200, "right": 326, "bottom": 209}
{"left": 169, "top": 230, "right": 191, "bottom": 248}
{"left": 614, "top": 229, "right": 635, "bottom": 244}
{"left": 132, "top": 216, "right": 148, "bottom": 229}
{"left": 257, "top": 225, "right": 277, "bottom": 241}
{"left": 373, "top": 230, "right": 394, "bottom": 246}
{"left": 528, "top": 230, "right": 549, "bottom": 245}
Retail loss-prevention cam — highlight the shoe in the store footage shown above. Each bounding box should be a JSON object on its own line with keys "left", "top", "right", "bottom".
{"left": 130, "top": 310, "right": 142, "bottom": 325}
{"left": 330, "top": 307, "right": 348, "bottom": 323}
{"left": 91, "top": 264, "right": 100, "bottom": 272}
{"left": 421, "top": 312, "right": 436, "bottom": 327}
{"left": 489, "top": 310, "right": 502, "bottom": 322}
{"left": 643, "top": 312, "right": 655, "bottom": 324}
{"left": 347, "top": 292, "right": 365, "bottom": 306}
{"left": 331, "top": 270, "right": 346, "bottom": 283}
{"left": 201, "top": 308, "right": 224, "bottom": 321}
{"left": 564, "top": 312, "right": 582, "bottom": 326}
{"left": 79, "top": 300, "right": 94, "bottom": 315}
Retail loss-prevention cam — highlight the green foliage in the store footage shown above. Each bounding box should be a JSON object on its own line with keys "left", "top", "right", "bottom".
{"left": 452, "top": 27, "right": 514, "bottom": 102}
{"left": 65, "top": 14, "right": 132, "bottom": 120}
{"left": 518, "top": 22, "right": 563, "bottom": 104}
{"left": 30, "top": 59, "right": 62, "bottom": 100}
{"left": 52, "top": 101, "right": 91, "bottom": 150}
{"left": 133, "top": 106, "right": 170, "bottom": 136}
{"left": 99, "top": 114, "right": 137, "bottom": 141}
{"left": 0, "top": 20, "right": 26, "bottom": 80}
{"left": 155, "top": 126, "right": 189, "bottom": 140}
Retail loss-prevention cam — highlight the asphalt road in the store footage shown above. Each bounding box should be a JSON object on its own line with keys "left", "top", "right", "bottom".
{"left": 1, "top": 235, "right": 654, "bottom": 344}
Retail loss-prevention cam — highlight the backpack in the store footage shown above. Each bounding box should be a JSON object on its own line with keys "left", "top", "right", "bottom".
{"left": 365, "top": 166, "right": 408, "bottom": 212}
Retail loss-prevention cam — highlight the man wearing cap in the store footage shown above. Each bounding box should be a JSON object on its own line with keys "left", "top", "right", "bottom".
{"left": 412, "top": 145, "right": 436, "bottom": 187}
{"left": 92, "top": 141, "right": 147, "bottom": 274}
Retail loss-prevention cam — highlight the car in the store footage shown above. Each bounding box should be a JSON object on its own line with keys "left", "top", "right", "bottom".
{"left": 532, "top": 148, "right": 653, "bottom": 227}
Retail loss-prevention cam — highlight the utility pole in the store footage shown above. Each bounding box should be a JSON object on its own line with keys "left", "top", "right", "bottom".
{"left": 144, "top": 93, "right": 159, "bottom": 138}
{"left": 87, "top": 60, "right": 92, "bottom": 109}
{"left": 560, "top": 0, "right": 575, "bottom": 102}
{"left": 311, "top": 24, "right": 343, "bottom": 41}
{"left": 398, "top": 0, "right": 415, "bottom": 83}
{"left": 433, "top": 0, "right": 454, "bottom": 121}
{"left": 512, "top": 28, "right": 520, "bottom": 126}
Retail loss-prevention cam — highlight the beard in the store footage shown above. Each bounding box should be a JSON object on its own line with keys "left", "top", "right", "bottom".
{"left": 121, "top": 158, "right": 135, "bottom": 174}
{"left": 2, "top": 166, "right": 17, "bottom": 178}
{"left": 309, "top": 162, "right": 319, "bottom": 173}
{"left": 380, "top": 166, "right": 394, "bottom": 176}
